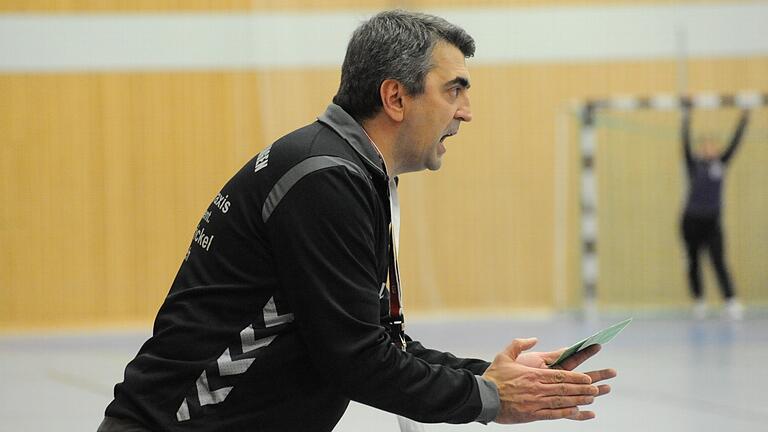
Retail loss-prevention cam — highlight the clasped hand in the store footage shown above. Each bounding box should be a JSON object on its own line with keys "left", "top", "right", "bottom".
{"left": 482, "top": 338, "right": 616, "bottom": 424}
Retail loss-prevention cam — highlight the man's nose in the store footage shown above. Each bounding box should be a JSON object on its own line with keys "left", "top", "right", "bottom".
{"left": 456, "top": 102, "right": 472, "bottom": 122}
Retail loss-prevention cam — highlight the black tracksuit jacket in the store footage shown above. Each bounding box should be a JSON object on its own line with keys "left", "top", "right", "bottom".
{"left": 104, "top": 104, "right": 490, "bottom": 431}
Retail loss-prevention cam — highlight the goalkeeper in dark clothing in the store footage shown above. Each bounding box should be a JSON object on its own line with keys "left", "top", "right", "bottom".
{"left": 680, "top": 101, "right": 750, "bottom": 320}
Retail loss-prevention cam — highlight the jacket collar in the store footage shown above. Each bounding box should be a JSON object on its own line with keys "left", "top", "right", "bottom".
{"left": 318, "top": 104, "right": 387, "bottom": 179}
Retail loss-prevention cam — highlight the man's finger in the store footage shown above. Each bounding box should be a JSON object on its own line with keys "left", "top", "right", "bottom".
{"left": 596, "top": 384, "right": 611, "bottom": 397}
{"left": 540, "top": 349, "right": 564, "bottom": 365}
{"left": 567, "top": 410, "right": 596, "bottom": 421}
{"left": 540, "top": 394, "right": 595, "bottom": 410}
{"left": 539, "top": 369, "right": 592, "bottom": 384}
{"left": 585, "top": 368, "right": 617, "bottom": 384}
{"left": 532, "top": 407, "right": 580, "bottom": 421}
{"left": 556, "top": 344, "right": 601, "bottom": 370}
{"left": 553, "top": 384, "right": 600, "bottom": 396}
{"left": 503, "top": 338, "right": 538, "bottom": 359}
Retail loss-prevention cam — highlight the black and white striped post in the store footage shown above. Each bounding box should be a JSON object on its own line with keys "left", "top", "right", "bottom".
{"left": 579, "top": 102, "right": 598, "bottom": 316}
{"left": 576, "top": 91, "right": 767, "bottom": 315}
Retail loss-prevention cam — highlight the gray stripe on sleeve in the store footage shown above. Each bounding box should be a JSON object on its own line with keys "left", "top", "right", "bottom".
{"left": 261, "top": 155, "right": 370, "bottom": 223}
{"left": 475, "top": 375, "right": 500, "bottom": 424}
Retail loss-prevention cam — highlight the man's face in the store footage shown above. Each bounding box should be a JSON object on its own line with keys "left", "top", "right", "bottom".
{"left": 396, "top": 41, "right": 472, "bottom": 173}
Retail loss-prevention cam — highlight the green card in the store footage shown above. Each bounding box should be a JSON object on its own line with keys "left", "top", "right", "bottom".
{"left": 548, "top": 318, "right": 632, "bottom": 368}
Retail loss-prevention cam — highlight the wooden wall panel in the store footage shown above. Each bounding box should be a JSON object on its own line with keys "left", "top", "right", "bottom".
{"left": 396, "top": 64, "right": 562, "bottom": 313}
{"left": 728, "top": 114, "right": 768, "bottom": 305}
{"left": 0, "top": 72, "right": 265, "bottom": 328}
{"left": 257, "top": 69, "right": 342, "bottom": 143}
{"left": 1, "top": 57, "right": 767, "bottom": 329}
{"left": 0, "top": 0, "right": 254, "bottom": 11}
{"left": 0, "top": 0, "right": 723, "bottom": 12}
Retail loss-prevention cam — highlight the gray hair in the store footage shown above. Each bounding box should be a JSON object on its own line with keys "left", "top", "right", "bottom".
{"left": 332, "top": 10, "right": 475, "bottom": 122}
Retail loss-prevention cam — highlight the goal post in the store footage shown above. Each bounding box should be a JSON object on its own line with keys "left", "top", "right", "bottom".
{"left": 572, "top": 91, "right": 768, "bottom": 314}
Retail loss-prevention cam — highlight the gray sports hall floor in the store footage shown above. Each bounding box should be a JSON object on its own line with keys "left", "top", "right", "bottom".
{"left": 2, "top": 313, "right": 767, "bottom": 432}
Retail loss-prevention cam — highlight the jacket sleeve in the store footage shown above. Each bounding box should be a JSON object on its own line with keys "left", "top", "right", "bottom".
{"left": 405, "top": 338, "right": 491, "bottom": 376}
{"left": 721, "top": 110, "right": 749, "bottom": 164}
{"left": 267, "top": 166, "right": 483, "bottom": 424}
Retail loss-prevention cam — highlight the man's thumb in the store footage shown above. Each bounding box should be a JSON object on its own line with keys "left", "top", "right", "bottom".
{"left": 504, "top": 337, "right": 538, "bottom": 359}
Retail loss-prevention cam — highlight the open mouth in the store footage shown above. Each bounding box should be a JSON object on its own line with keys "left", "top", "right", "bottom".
{"left": 440, "top": 131, "right": 457, "bottom": 143}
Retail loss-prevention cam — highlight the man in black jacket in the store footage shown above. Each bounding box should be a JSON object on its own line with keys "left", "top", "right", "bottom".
{"left": 99, "top": 10, "right": 616, "bottom": 432}
{"left": 681, "top": 99, "right": 750, "bottom": 320}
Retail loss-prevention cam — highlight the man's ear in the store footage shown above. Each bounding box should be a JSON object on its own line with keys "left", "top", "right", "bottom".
{"left": 380, "top": 79, "right": 405, "bottom": 122}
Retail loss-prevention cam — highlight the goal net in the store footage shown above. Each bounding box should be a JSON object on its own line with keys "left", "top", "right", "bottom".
{"left": 572, "top": 93, "right": 768, "bottom": 312}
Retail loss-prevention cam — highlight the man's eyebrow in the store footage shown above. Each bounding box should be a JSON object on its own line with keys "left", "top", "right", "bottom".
{"left": 445, "top": 76, "right": 470, "bottom": 89}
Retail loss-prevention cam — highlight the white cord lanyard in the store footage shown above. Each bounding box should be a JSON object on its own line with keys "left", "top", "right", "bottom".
{"left": 387, "top": 177, "right": 406, "bottom": 351}
{"left": 389, "top": 178, "right": 425, "bottom": 432}
{"left": 389, "top": 177, "right": 400, "bottom": 253}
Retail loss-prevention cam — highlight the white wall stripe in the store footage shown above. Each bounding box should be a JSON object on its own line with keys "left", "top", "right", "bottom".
{"left": 0, "top": 12, "right": 364, "bottom": 71}
{"left": 1, "top": 2, "right": 767, "bottom": 72}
